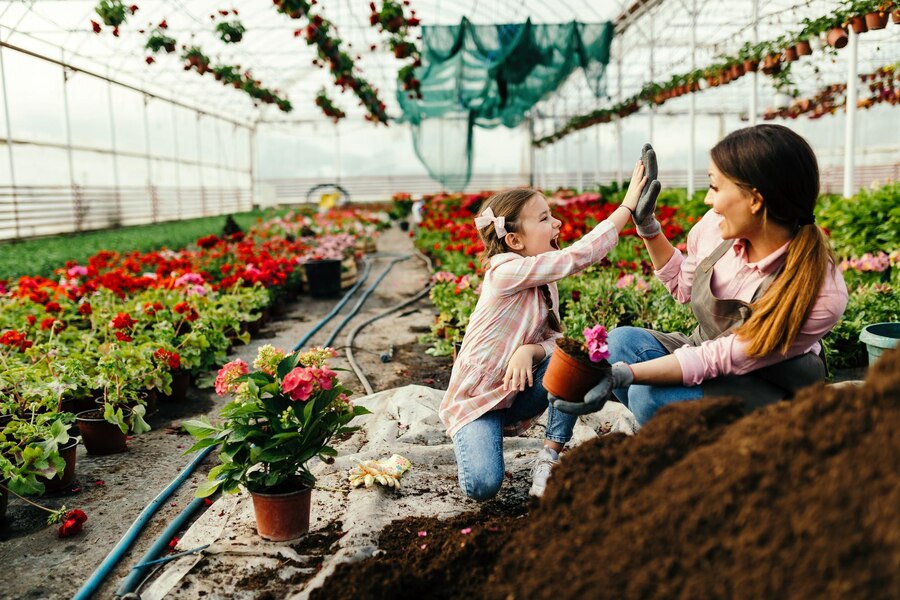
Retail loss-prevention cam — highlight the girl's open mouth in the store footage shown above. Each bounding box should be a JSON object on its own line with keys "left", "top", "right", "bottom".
{"left": 550, "top": 237, "right": 560, "bottom": 250}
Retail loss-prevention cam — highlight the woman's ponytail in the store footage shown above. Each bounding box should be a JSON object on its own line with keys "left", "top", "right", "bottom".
{"left": 735, "top": 224, "right": 834, "bottom": 357}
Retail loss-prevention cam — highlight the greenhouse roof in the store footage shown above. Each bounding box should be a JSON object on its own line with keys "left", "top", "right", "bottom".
{"left": 0, "top": 1, "right": 896, "bottom": 130}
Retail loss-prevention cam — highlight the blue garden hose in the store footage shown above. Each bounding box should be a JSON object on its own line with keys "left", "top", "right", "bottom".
{"left": 322, "top": 255, "right": 409, "bottom": 347}
{"left": 292, "top": 257, "right": 373, "bottom": 351}
{"left": 79, "top": 253, "right": 400, "bottom": 599}
{"left": 113, "top": 494, "right": 214, "bottom": 597}
{"left": 71, "top": 446, "right": 215, "bottom": 600}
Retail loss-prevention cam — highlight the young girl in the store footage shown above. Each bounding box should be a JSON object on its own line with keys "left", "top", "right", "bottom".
{"left": 440, "top": 160, "right": 652, "bottom": 500}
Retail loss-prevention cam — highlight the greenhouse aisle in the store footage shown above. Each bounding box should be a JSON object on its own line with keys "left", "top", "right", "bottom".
{"left": 0, "top": 225, "right": 457, "bottom": 600}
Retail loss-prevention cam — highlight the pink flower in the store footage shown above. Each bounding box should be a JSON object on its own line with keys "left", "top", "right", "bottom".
{"left": 175, "top": 272, "right": 205, "bottom": 287}
{"left": 186, "top": 284, "right": 207, "bottom": 296}
{"left": 583, "top": 325, "right": 610, "bottom": 363}
{"left": 282, "top": 367, "right": 316, "bottom": 401}
{"left": 215, "top": 359, "right": 249, "bottom": 396}
{"left": 67, "top": 265, "right": 88, "bottom": 277}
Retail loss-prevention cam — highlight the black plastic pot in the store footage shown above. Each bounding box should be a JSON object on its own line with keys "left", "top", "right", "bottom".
{"left": 76, "top": 409, "right": 129, "bottom": 455}
{"left": 304, "top": 259, "right": 343, "bottom": 298}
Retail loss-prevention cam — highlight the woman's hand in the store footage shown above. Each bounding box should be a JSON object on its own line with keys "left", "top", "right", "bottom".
{"left": 621, "top": 160, "right": 647, "bottom": 213}
{"left": 635, "top": 143, "right": 662, "bottom": 238}
{"left": 504, "top": 345, "right": 536, "bottom": 392}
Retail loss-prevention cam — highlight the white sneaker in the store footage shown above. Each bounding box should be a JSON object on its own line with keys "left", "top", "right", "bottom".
{"left": 529, "top": 446, "right": 559, "bottom": 498}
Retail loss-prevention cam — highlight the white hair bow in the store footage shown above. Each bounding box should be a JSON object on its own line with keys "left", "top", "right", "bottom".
{"left": 474, "top": 207, "right": 507, "bottom": 237}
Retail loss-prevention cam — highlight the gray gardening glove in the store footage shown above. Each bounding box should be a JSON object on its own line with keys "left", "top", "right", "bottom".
{"left": 549, "top": 362, "right": 635, "bottom": 416}
{"left": 634, "top": 143, "right": 662, "bottom": 239}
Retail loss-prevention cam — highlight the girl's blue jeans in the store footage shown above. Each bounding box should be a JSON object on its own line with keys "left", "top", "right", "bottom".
{"left": 452, "top": 356, "right": 578, "bottom": 501}
{"left": 608, "top": 326, "right": 703, "bottom": 425}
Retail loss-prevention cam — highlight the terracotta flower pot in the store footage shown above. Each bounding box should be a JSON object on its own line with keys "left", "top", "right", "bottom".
{"left": 865, "top": 11, "right": 889, "bottom": 29}
{"left": 76, "top": 409, "right": 129, "bottom": 455}
{"left": 40, "top": 439, "right": 78, "bottom": 493}
{"left": 849, "top": 15, "right": 868, "bottom": 33}
{"left": 543, "top": 347, "right": 610, "bottom": 403}
{"left": 783, "top": 46, "right": 798, "bottom": 62}
{"left": 250, "top": 486, "right": 312, "bottom": 541}
{"left": 743, "top": 59, "right": 759, "bottom": 72}
{"left": 827, "top": 27, "right": 848, "bottom": 49}
{"left": 893, "top": 9, "right": 900, "bottom": 24}
{"left": 795, "top": 39, "right": 812, "bottom": 56}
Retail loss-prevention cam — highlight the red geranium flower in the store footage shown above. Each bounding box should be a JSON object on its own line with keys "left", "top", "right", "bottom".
{"left": 58, "top": 509, "right": 88, "bottom": 537}
{"left": 111, "top": 312, "right": 137, "bottom": 329}
{"left": 44, "top": 301, "right": 62, "bottom": 313}
{"left": 78, "top": 302, "right": 92, "bottom": 315}
{"left": 115, "top": 331, "right": 133, "bottom": 342}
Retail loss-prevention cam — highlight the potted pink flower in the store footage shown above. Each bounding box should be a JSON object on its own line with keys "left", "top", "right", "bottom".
{"left": 185, "top": 346, "right": 369, "bottom": 541}
{"left": 543, "top": 325, "right": 612, "bottom": 403}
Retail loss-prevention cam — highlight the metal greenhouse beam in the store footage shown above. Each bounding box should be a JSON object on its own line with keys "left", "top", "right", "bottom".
{"left": 843, "top": 29, "right": 858, "bottom": 199}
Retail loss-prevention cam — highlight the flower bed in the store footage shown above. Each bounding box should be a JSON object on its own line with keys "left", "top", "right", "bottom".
{"left": 412, "top": 182, "right": 899, "bottom": 371}
{"left": 0, "top": 206, "right": 389, "bottom": 499}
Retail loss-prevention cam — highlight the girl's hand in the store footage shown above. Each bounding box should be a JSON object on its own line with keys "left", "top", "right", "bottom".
{"left": 504, "top": 345, "right": 535, "bottom": 392}
{"left": 621, "top": 160, "right": 647, "bottom": 213}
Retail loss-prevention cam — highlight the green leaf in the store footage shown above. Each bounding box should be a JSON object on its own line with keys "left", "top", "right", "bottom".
{"left": 182, "top": 419, "right": 218, "bottom": 439}
{"left": 195, "top": 477, "right": 223, "bottom": 498}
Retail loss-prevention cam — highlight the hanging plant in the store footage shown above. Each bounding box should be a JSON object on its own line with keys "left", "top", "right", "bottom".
{"left": 315, "top": 89, "right": 347, "bottom": 122}
{"left": 215, "top": 20, "right": 246, "bottom": 44}
{"left": 145, "top": 30, "right": 176, "bottom": 53}
{"left": 93, "top": 0, "right": 137, "bottom": 36}
{"left": 182, "top": 46, "right": 212, "bottom": 75}
{"left": 369, "top": 1, "right": 423, "bottom": 99}
{"left": 281, "top": 6, "right": 390, "bottom": 124}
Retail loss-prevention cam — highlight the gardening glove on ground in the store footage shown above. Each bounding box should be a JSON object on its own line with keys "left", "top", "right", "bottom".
{"left": 634, "top": 143, "right": 662, "bottom": 239}
{"left": 348, "top": 454, "right": 411, "bottom": 489}
{"left": 550, "top": 362, "right": 635, "bottom": 415}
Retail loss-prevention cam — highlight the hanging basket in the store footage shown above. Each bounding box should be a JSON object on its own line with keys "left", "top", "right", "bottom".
{"left": 864, "top": 11, "right": 889, "bottom": 30}
{"left": 827, "top": 27, "right": 848, "bottom": 49}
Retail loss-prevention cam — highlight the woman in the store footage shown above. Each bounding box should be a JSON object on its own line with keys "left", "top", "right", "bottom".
{"left": 553, "top": 125, "right": 848, "bottom": 424}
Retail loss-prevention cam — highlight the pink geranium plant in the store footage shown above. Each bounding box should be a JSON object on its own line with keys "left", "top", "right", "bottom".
{"left": 185, "top": 346, "right": 369, "bottom": 495}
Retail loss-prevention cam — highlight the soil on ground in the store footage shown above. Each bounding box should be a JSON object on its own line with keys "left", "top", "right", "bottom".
{"left": 312, "top": 347, "right": 900, "bottom": 600}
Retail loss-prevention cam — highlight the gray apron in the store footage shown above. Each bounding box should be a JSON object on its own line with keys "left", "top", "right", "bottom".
{"left": 647, "top": 240, "right": 826, "bottom": 412}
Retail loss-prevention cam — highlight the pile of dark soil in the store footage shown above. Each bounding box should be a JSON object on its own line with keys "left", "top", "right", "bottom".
{"left": 313, "top": 348, "right": 900, "bottom": 600}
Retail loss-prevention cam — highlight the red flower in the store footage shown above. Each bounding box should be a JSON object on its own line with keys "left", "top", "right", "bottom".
{"left": 78, "top": 302, "right": 92, "bottom": 315}
{"left": 115, "top": 331, "right": 133, "bottom": 342}
{"left": 0, "top": 330, "right": 32, "bottom": 352}
{"left": 168, "top": 536, "right": 179, "bottom": 550}
{"left": 154, "top": 348, "right": 181, "bottom": 370}
{"left": 58, "top": 509, "right": 88, "bottom": 537}
{"left": 196, "top": 234, "right": 220, "bottom": 249}
{"left": 111, "top": 312, "right": 137, "bottom": 329}
{"left": 26, "top": 315, "right": 36, "bottom": 326}
{"left": 90, "top": 20, "right": 101, "bottom": 33}
{"left": 145, "top": 56, "right": 155, "bottom": 65}
{"left": 40, "top": 317, "right": 57, "bottom": 331}
{"left": 44, "top": 301, "right": 62, "bottom": 313}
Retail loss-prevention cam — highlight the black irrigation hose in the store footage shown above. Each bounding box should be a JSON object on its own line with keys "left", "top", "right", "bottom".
{"left": 345, "top": 249, "right": 434, "bottom": 395}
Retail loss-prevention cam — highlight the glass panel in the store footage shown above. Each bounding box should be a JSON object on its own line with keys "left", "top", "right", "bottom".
{"left": 66, "top": 73, "right": 113, "bottom": 151}
{"left": 110, "top": 86, "right": 147, "bottom": 155}
{"left": 146, "top": 98, "right": 177, "bottom": 161}
{"left": 4, "top": 50, "right": 66, "bottom": 145}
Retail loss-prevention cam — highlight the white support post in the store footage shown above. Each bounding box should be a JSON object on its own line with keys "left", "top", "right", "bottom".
{"left": 649, "top": 14, "right": 655, "bottom": 146}
{"left": 528, "top": 117, "right": 535, "bottom": 188}
{"left": 749, "top": 0, "right": 759, "bottom": 126}
{"left": 106, "top": 74, "right": 122, "bottom": 225}
{"left": 335, "top": 122, "right": 341, "bottom": 184}
{"left": 577, "top": 130, "right": 585, "bottom": 192}
{"left": 249, "top": 124, "right": 257, "bottom": 210}
{"left": 594, "top": 123, "right": 601, "bottom": 188}
{"left": 688, "top": 0, "right": 697, "bottom": 197}
{"left": 143, "top": 94, "right": 156, "bottom": 222}
{"left": 616, "top": 52, "right": 623, "bottom": 185}
{"left": 843, "top": 29, "right": 858, "bottom": 198}
{"left": 60, "top": 57, "right": 81, "bottom": 231}
{"left": 196, "top": 112, "right": 205, "bottom": 216}
{"left": 0, "top": 42, "right": 20, "bottom": 238}
{"left": 171, "top": 103, "right": 182, "bottom": 219}
{"left": 562, "top": 97, "right": 570, "bottom": 188}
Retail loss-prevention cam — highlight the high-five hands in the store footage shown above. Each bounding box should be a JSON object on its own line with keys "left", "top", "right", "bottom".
{"left": 634, "top": 143, "right": 662, "bottom": 239}
{"left": 549, "top": 361, "right": 635, "bottom": 415}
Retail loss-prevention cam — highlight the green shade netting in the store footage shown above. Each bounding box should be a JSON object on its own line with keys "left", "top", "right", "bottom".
{"left": 397, "top": 18, "right": 614, "bottom": 190}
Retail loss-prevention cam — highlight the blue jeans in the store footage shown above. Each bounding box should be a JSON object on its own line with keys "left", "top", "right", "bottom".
{"left": 608, "top": 326, "right": 703, "bottom": 425}
{"left": 452, "top": 356, "right": 578, "bottom": 501}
